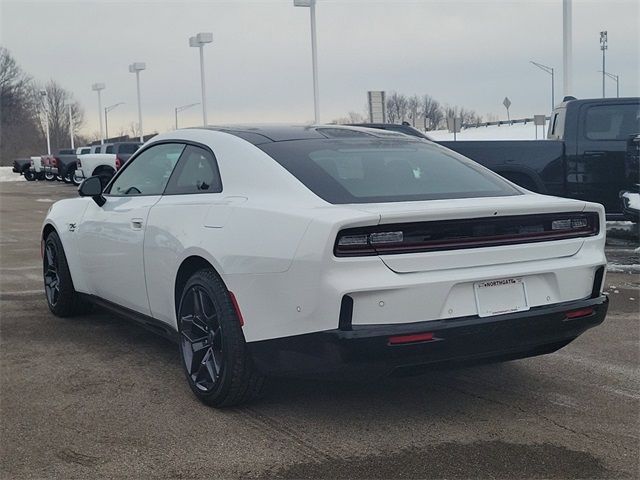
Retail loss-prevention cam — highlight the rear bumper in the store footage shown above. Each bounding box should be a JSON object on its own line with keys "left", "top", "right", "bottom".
{"left": 247, "top": 295, "right": 608, "bottom": 378}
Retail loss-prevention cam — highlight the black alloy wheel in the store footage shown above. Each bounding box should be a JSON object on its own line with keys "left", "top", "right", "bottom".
{"left": 177, "top": 268, "right": 265, "bottom": 407}
{"left": 179, "top": 285, "right": 224, "bottom": 392}
{"left": 42, "top": 231, "right": 91, "bottom": 317}
{"left": 43, "top": 240, "right": 60, "bottom": 307}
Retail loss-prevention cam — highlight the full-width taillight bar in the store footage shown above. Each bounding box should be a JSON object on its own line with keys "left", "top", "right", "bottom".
{"left": 335, "top": 212, "right": 599, "bottom": 257}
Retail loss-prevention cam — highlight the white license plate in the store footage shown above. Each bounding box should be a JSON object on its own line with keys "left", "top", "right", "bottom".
{"left": 474, "top": 277, "right": 529, "bottom": 317}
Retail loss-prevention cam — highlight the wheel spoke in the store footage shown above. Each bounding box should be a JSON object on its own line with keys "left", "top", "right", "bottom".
{"left": 178, "top": 285, "right": 225, "bottom": 393}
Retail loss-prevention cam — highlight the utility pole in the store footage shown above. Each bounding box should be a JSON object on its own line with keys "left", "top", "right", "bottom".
{"left": 530, "top": 61, "right": 555, "bottom": 112}
{"left": 68, "top": 104, "right": 74, "bottom": 149}
{"left": 600, "top": 31, "right": 608, "bottom": 98}
{"left": 562, "top": 0, "right": 573, "bottom": 97}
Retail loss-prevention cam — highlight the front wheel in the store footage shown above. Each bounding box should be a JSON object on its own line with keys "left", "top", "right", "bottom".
{"left": 44, "top": 171, "right": 57, "bottom": 181}
{"left": 24, "top": 170, "right": 35, "bottom": 181}
{"left": 43, "top": 231, "right": 91, "bottom": 317}
{"left": 177, "top": 269, "right": 265, "bottom": 407}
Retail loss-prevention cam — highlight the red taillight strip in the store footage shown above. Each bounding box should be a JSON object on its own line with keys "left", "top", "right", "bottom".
{"left": 335, "top": 212, "right": 599, "bottom": 257}
{"left": 388, "top": 332, "right": 434, "bottom": 345}
{"left": 565, "top": 307, "right": 594, "bottom": 319}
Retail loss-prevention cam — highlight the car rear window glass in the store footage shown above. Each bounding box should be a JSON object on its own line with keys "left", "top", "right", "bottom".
{"left": 118, "top": 144, "right": 140, "bottom": 154}
{"left": 585, "top": 103, "right": 640, "bottom": 140}
{"left": 258, "top": 139, "right": 520, "bottom": 204}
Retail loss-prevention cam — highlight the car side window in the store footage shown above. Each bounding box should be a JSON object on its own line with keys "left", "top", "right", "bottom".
{"left": 107, "top": 143, "right": 185, "bottom": 196}
{"left": 164, "top": 145, "right": 222, "bottom": 195}
{"left": 585, "top": 104, "right": 640, "bottom": 141}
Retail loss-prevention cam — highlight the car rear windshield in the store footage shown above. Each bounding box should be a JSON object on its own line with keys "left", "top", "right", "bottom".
{"left": 118, "top": 144, "right": 140, "bottom": 154}
{"left": 258, "top": 139, "right": 520, "bottom": 204}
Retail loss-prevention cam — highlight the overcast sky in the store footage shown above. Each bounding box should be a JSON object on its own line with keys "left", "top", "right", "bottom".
{"left": 2, "top": 0, "right": 638, "bottom": 137}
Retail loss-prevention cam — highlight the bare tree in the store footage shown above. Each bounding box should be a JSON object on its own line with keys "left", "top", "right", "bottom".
{"left": 407, "top": 95, "right": 420, "bottom": 127}
{"left": 0, "top": 47, "right": 43, "bottom": 163}
{"left": 386, "top": 92, "right": 409, "bottom": 124}
{"left": 420, "top": 94, "right": 443, "bottom": 130}
{"left": 37, "top": 80, "right": 85, "bottom": 152}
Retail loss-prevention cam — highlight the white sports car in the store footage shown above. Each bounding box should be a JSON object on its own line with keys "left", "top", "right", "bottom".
{"left": 42, "top": 125, "right": 608, "bottom": 407}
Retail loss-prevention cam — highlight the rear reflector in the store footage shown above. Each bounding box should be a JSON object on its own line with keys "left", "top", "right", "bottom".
{"left": 229, "top": 292, "right": 244, "bottom": 327}
{"left": 388, "top": 332, "right": 434, "bottom": 345}
{"left": 565, "top": 307, "right": 594, "bottom": 319}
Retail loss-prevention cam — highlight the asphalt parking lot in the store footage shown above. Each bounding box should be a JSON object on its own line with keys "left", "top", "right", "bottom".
{"left": 1, "top": 179, "right": 638, "bottom": 479}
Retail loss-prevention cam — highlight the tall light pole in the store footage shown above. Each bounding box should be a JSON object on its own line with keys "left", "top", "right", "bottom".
{"left": 40, "top": 90, "right": 51, "bottom": 155}
{"left": 128, "top": 62, "right": 146, "bottom": 142}
{"left": 189, "top": 33, "right": 213, "bottom": 126}
{"left": 174, "top": 102, "right": 200, "bottom": 129}
{"left": 104, "top": 102, "right": 124, "bottom": 140}
{"left": 91, "top": 83, "right": 105, "bottom": 144}
{"left": 600, "top": 31, "right": 608, "bottom": 98}
{"left": 599, "top": 70, "right": 619, "bottom": 98}
{"left": 530, "top": 61, "right": 555, "bottom": 112}
{"left": 294, "top": 0, "right": 320, "bottom": 124}
{"left": 562, "top": 0, "right": 573, "bottom": 97}
{"left": 68, "top": 104, "right": 74, "bottom": 149}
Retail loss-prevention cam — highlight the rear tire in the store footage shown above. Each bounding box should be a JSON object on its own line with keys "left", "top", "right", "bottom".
{"left": 177, "top": 268, "right": 265, "bottom": 407}
{"left": 62, "top": 168, "right": 73, "bottom": 184}
{"left": 43, "top": 231, "right": 91, "bottom": 317}
{"left": 72, "top": 170, "right": 83, "bottom": 186}
{"left": 24, "top": 170, "right": 35, "bottom": 181}
{"left": 44, "top": 171, "right": 57, "bottom": 181}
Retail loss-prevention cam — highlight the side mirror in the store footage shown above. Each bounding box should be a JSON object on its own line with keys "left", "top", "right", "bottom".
{"left": 79, "top": 176, "right": 106, "bottom": 207}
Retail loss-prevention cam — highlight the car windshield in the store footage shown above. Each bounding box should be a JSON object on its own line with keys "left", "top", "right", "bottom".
{"left": 258, "top": 139, "right": 520, "bottom": 204}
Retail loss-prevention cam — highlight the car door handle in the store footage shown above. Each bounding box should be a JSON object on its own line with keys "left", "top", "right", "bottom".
{"left": 584, "top": 151, "right": 606, "bottom": 157}
{"left": 131, "top": 218, "right": 144, "bottom": 230}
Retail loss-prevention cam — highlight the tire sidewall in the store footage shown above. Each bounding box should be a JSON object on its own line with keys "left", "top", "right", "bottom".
{"left": 177, "top": 270, "right": 244, "bottom": 404}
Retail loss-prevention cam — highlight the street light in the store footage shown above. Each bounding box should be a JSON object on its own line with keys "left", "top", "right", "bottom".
{"left": 40, "top": 90, "right": 51, "bottom": 155}
{"left": 128, "top": 62, "right": 146, "bottom": 142}
{"left": 530, "top": 61, "right": 555, "bottom": 112}
{"left": 91, "top": 83, "right": 106, "bottom": 144}
{"left": 174, "top": 102, "right": 200, "bottom": 129}
{"left": 598, "top": 70, "right": 619, "bottom": 98}
{"left": 189, "top": 33, "right": 213, "bottom": 126}
{"left": 600, "top": 31, "right": 608, "bottom": 98}
{"left": 104, "top": 102, "right": 124, "bottom": 140}
{"left": 294, "top": 0, "right": 320, "bottom": 124}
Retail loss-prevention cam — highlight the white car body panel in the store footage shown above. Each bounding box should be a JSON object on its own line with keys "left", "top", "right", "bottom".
{"left": 30, "top": 156, "right": 43, "bottom": 173}
{"left": 42, "top": 128, "right": 607, "bottom": 345}
{"left": 77, "top": 153, "right": 117, "bottom": 179}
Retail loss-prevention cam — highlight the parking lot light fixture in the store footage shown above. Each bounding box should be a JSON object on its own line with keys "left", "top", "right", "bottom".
{"left": 294, "top": 0, "right": 320, "bottom": 124}
{"left": 598, "top": 70, "right": 619, "bottom": 98}
{"left": 40, "top": 90, "right": 51, "bottom": 155}
{"left": 530, "top": 61, "right": 555, "bottom": 112}
{"left": 104, "top": 102, "right": 124, "bottom": 140}
{"left": 174, "top": 102, "right": 200, "bottom": 129}
{"left": 600, "top": 31, "right": 608, "bottom": 98}
{"left": 189, "top": 33, "right": 213, "bottom": 127}
{"left": 128, "top": 63, "right": 146, "bottom": 142}
{"left": 91, "top": 83, "right": 106, "bottom": 145}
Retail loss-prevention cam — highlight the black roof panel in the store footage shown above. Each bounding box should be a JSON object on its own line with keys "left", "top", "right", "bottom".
{"left": 194, "top": 124, "right": 411, "bottom": 145}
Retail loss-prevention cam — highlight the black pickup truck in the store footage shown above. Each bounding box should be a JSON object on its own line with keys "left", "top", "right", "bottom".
{"left": 359, "top": 97, "right": 640, "bottom": 220}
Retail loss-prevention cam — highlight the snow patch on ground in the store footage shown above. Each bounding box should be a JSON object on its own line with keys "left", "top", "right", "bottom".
{"left": 429, "top": 123, "right": 543, "bottom": 141}
{"left": 0, "top": 166, "right": 25, "bottom": 182}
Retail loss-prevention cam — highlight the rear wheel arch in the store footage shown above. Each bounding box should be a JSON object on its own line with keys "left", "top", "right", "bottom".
{"left": 175, "top": 256, "right": 226, "bottom": 317}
